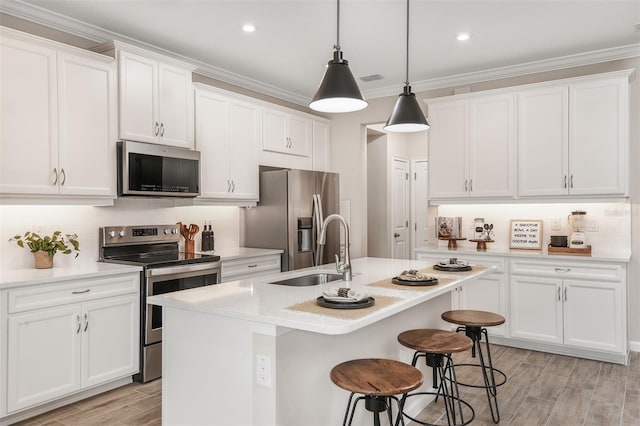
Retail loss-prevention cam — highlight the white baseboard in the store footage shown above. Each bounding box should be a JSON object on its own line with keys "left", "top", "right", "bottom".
{"left": 630, "top": 340, "right": 640, "bottom": 352}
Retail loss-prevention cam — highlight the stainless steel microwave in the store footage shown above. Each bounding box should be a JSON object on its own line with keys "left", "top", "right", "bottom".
{"left": 117, "top": 141, "right": 201, "bottom": 197}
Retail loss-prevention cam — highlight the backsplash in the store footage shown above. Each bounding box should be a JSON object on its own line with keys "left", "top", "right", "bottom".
{"left": 0, "top": 201, "right": 240, "bottom": 270}
{"left": 436, "top": 202, "right": 631, "bottom": 257}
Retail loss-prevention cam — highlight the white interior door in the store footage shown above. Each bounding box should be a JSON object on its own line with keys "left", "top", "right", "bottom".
{"left": 411, "top": 158, "right": 429, "bottom": 258}
{"left": 391, "top": 158, "right": 409, "bottom": 259}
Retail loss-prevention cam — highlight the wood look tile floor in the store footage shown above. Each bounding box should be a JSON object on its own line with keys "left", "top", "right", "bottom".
{"left": 12, "top": 346, "right": 640, "bottom": 426}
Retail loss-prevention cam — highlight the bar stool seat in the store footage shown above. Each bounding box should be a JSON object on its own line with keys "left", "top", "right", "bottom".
{"left": 441, "top": 310, "right": 507, "bottom": 424}
{"left": 331, "top": 358, "right": 423, "bottom": 426}
{"left": 397, "top": 329, "right": 475, "bottom": 426}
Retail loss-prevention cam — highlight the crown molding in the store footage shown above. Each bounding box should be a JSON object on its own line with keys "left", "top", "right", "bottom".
{"left": 2, "top": 0, "right": 638, "bottom": 106}
{"left": 364, "top": 44, "right": 640, "bottom": 99}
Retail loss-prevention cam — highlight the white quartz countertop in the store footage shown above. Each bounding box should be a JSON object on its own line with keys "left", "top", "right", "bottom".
{"left": 147, "top": 257, "right": 495, "bottom": 335}
{"left": 199, "top": 247, "right": 283, "bottom": 261}
{"left": 0, "top": 262, "right": 142, "bottom": 290}
{"left": 414, "top": 245, "right": 631, "bottom": 263}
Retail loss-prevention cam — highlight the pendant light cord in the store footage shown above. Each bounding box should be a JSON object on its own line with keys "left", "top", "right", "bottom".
{"left": 334, "top": 0, "right": 341, "bottom": 51}
{"left": 405, "top": 0, "right": 410, "bottom": 86}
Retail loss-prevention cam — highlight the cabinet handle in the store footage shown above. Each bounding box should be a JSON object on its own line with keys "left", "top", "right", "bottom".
{"left": 76, "top": 314, "right": 81, "bottom": 334}
{"left": 52, "top": 168, "right": 58, "bottom": 185}
{"left": 464, "top": 179, "right": 468, "bottom": 192}
{"left": 563, "top": 175, "right": 567, "bottom": 189}
{"left": 84, "top": 313, "right": 89, "bottom": 332}
{"left": 231, "top": 180, "right": 235, "bottom": 192}
{"left": 155, "top": 122, "right": 160, "bottom": 136}
{"left": 60, "top": 168, "right": 66, "bottom": 186}
{"left": 554, "top": 268, "right": 571, "bottom": 274}
{"left": 160, "top": 122, "right": 165, "bottom": 137}
{"left": 564, "top": 287, "right": 568, "bottom": 302}
{"left": 557, "top": 286, "right": 561, "bottom": 301}
{"left": 469, "top": 179, "right": 473, "bottom": 192}
{"left": 247, "top": 264, "right": 258, "bottom": 268}
{"left": 72, "top": 289, "right": 91, "bottom": 295}
{"left": 570, "top": 175, "right": 574, "bottom": 189}
{"left": 227, "top": 180, "right": 231, "bottom": 192}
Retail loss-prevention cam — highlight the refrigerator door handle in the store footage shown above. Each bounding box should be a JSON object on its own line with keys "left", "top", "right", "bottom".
{"left": 312, "top": 193, "right": 324, "bottom": 266}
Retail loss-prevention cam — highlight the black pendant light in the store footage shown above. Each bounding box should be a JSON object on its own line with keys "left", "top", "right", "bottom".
{"left": 384, "top": 0, "right": 430, "bottom": 132}
{"left": 309, "top": 0, "right": 368, "bottom": 113}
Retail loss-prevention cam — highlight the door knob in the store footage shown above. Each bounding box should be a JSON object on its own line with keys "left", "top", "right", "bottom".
{"left": 394, "top": 233, "right": 400, "bottom": 238}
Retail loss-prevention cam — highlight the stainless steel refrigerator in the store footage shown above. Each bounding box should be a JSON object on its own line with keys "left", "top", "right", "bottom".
{"left": 243, "top": 168, "right": 340, "bottom": 271}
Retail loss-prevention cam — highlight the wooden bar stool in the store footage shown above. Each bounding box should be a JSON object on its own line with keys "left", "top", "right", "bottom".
{"left": 441, "top": 310, "right": 507, "bottom": 424}
{"left": 330, "top": 358, "right": 423, "bottom": 426}
{"left": 397, "top": 329, "right": 475, "bottom": 426}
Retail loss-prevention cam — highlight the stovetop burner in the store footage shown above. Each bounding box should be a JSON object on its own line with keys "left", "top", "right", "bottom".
{"left": 99, "top": 224, "right": 220, "bottom": 268}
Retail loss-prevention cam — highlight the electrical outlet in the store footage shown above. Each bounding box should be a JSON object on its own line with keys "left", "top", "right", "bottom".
{"left": 551, "top": 218, "right": 561, "bottom": 232}
{"left": 586, "top": 219, "right": 598, "bottom": 232}
{"left": 256, "top": 355, "right": 271, "bottom": 387}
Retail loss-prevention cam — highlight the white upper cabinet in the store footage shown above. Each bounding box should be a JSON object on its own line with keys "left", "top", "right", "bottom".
{"left": 518, "top": 73, "right": 629, "bottom": 197}
{"left": 0, "top": 28, "right": 116, "bottom": 199}
{"left": 96, "top": 42, "right": 195, "bottom": 149}
{"left": 195, "top": 85, "right": 260, "bottom": 204}
{"left": 518, "top": 86, "right": 569, "bottom": 196}
{"left": 262, "top": 107, "right": 312, "bottom": 157}
{"left": 427, "top": 94, "right": 514, "bottom": 199}
{"left": 568, "top": 77, "right": 628, "bottom": 196}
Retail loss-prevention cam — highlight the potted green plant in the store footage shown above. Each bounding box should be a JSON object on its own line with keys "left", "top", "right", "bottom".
{"left": 9, "top": 231, "right": 80, "bottom": 269}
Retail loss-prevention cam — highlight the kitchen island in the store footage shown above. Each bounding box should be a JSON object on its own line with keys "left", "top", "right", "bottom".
{"left": 148, "top": 257, "right": 495, "bottom": 426}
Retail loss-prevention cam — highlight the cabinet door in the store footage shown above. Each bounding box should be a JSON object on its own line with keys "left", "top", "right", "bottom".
{"left": 7, "top": 305, "right": 81, "bottom": 412}
{"left": 569, "top": 78, "right": 628, "bottom": 195}
{"left": 468, "top": 94, "right": 515, "bottom": 198}
{"left": 518, "top": 86, "right": 569, "bottom": 196}
{"left": 228, "top": 100, "right": 259, "bottom": 200}
{"left": 262, "top": 108, "right": 288, "bottom": 153}
{"left": 0, "top": 36, "right": 58, "bottom": 195}
{"left": 119, "top": 50, "right": 157, "bottom": 143}
{"left": 426, "top": 100, "right": 468, "bottom": 198}
{"left": 195, "top": 90, "right": 231, "bottom": 198}
{"left": 81, "top": 295, "right": 139, "bottom": 388}
{"left": 57, "top": 52, "right": 116, "bottom": 196}
{"left": 312, "top": 121, "right": 330, "bottom": 171}
{"left": 510, "top": 276, "right": 563, "bottom": 344}
{"left": 158, "top": 63, "right": 194, "bottom": 148}
{"left": 287, "top": 115, "right": 312, "bottom": 157}
{"left": 563, "top": 279, "right": 623, "bottom": 353}
{"left": 459, "top": 274, "right": 507, "bottom": 337}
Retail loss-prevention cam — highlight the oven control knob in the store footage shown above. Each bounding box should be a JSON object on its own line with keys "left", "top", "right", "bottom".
{"left": 164, "top": 228, "right": 170, "bottom": 235}
{"left": 171, "top": 228, "right": 178, "bottom": 235}
{"left": 108, "top": 230, "right": 116, "bottom": 238}
{"left": 118, "top": 230, "right": 126, "bottom": 238}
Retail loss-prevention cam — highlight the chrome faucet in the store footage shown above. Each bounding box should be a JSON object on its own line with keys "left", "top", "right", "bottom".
{"left": 317, "top": 214, "right": 352, "bottom": 281}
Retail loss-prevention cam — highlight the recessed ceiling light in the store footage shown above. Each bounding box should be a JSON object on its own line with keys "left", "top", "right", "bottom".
{"left": 242, "top": 24, "right": 256, "bottom": 33}
{"left": 456, "top": 32, "right": 471, "bottom": 41}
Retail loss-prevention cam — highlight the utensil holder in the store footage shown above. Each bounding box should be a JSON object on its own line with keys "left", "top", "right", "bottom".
{"left": 184, "top": 239, "right": 195, "bottom": 254}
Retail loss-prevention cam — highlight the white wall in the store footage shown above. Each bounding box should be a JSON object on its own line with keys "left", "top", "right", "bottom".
{"left": 0, "top": 202, "right": 239, "bottom": 269}
{"left": 366, "top": 132, "right": 388, "bottom": 257}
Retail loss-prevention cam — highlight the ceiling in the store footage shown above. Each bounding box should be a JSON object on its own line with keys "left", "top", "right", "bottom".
{"left": 2, "top": 0, "right": 639, "bottom": 106}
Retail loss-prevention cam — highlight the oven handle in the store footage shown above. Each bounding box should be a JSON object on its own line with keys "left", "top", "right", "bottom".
{"left": 145, "top": 262, "right": 221, "bottom": 278}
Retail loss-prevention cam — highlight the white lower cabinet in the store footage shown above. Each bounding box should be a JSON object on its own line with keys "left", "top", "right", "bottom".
{"left": 510, "top": 259, "right": 625, "bottom": 354}
{"left": 2, "top": 273, "right": 139, "bottom": 415}
{"left": 221, "top": 254, "right": 281, "bottom": 283}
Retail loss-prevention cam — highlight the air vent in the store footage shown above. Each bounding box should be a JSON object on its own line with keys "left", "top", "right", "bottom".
{"left": 359, "top": 74, "right": 384, "bottom": 82}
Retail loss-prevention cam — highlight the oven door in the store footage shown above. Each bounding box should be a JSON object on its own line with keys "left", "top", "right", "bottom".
{"left": 145, "top": 262, "right": 220, "bottom": 345}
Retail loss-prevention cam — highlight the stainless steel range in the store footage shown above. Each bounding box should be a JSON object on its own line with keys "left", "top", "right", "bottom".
{"left": 99, "top": 224, "right": 221, "bottom": 382}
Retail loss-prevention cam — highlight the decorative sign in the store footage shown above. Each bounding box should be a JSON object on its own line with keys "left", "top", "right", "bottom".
{"left": 509, "top": 220, "right": 543, "bottom": 250}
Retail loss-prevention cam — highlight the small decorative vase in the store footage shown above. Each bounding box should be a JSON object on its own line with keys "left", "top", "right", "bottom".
{"left": 34, "top": 251, "right": 54, "bottom": 269}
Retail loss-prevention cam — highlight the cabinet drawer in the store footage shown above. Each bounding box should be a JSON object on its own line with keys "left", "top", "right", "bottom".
{"left": 510, "top": 259, "right": 624, "bottom": 282}
{"left": 8, "top": 273, "right": 139, "bottom": 314}
{"left": 222, "top": 255, "right": 281, "bottom": 281}
{"left": 416, "top": 253, "right": 505, "bottom": 273}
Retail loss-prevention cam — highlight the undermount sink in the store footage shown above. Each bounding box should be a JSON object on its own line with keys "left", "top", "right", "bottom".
{"left": 268, "top": 272, "right": 343, "bottom": 287}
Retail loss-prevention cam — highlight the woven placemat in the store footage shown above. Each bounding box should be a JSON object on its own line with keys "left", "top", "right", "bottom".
{"left": 285, "top": 295, "right": 402, "bottom": 320}
{"left": 367, "top": 276, "right": 455, "bottom": 291}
